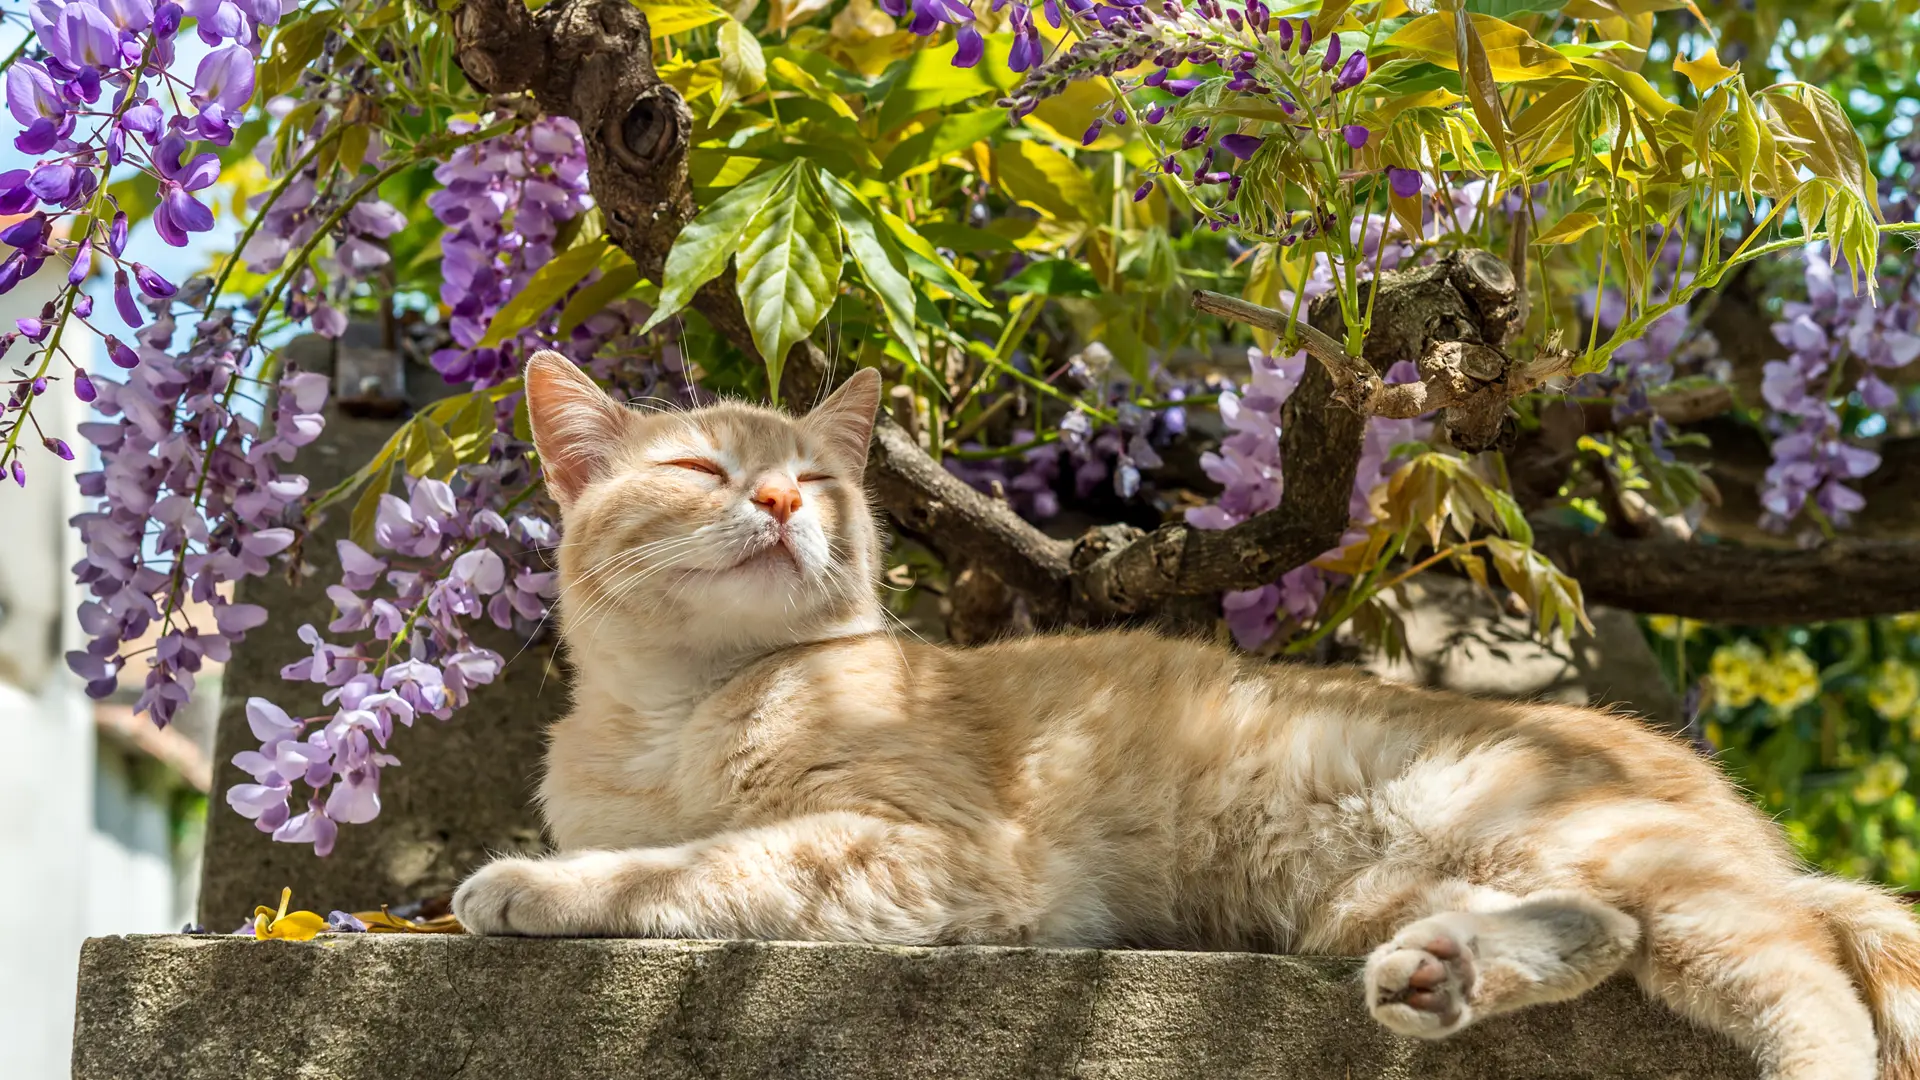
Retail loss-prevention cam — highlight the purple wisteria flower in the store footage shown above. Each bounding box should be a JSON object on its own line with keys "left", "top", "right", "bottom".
{"left": 1755, "top": 247, "right": 1916, "bottom": 529}
{"left": 427, "top": 117, "right": 613, "bottom": 387}
{"left": 3, "top": 0, "right": 269, "bottom": 483}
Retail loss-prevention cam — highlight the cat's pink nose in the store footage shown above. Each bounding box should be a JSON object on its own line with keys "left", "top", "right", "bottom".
{"left": 753, "top": 480, "right": 802, "bottom": 523}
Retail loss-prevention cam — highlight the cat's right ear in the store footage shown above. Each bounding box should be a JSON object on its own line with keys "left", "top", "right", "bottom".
{"left": 525, "top": 350, "right": 628, "bottom": 509}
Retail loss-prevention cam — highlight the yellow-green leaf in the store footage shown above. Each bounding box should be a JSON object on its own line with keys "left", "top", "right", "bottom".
{"left": 1766, "top": 84, "right": 1881, "bottom": 217}
{"left": 1452, "top": 5, "right": 1511, "bottom": 165}
{"left": 478, "top": 236, "right": 611, "bottom": 348}
{"left": 259, "top": 12, "right": 338, "bottom": 100}
{"left": 631, "top": 0, "right": 727, "bottom": 37}
{"left": 557, "top": 253, "right": 644, "bottom": 335}
{"left": 1674, "top": 45, "right": 1737, "bottom": 93}
{"left": 1572, "top": 56, "right": 1675, "bottom": 117}
{"left": 1534, "top": 210, "right": 1603, "bottom": 245}
{"left": 770, "top": 57, "right": 857, "bottom": 121}
{"left": 714, "top": 18, "right": 767, "bottom": 118}
{"left": 993, "top": 140, "right": 1099, "bottom": 223}
{"left": 1384, "top": 13, "right": 1573, "bottom": 81}
{"left": 350, "top": 457, "right": 396, "bottom": 551}
{"left": 880, "top": 208, "right": 993, "bottom": 308}
{"left": 881, "top": 110, "right": 1006, "bottom": 181}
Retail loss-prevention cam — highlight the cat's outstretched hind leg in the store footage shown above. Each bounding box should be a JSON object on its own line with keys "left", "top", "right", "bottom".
{"left": 1364, "top": 890, "right": 1640, "bottom": 1038}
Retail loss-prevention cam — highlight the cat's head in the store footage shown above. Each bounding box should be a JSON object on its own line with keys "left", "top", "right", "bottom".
{"left": 523, "top": 351, "right": 884, "bottom": 654}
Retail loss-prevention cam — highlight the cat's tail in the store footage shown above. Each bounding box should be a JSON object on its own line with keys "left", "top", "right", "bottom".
{"left": 1805, "top": 874, "right": 1920, "bottom": 1080}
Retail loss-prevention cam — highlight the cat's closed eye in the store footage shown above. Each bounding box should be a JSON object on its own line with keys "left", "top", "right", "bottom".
{"left": 797, "top": 472, "right": 832, "bottom": 484}
{"left": 665, "top": 458, "right": 727, "bottom": 480}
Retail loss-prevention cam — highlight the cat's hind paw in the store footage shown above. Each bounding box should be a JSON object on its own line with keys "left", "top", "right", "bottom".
{"left": 1364, "top": 921, "right": 1478, "bottom": 1039}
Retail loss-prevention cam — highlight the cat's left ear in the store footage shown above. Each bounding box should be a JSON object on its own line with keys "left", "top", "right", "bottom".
{"left": 805, "top": 368, "right": 882, "bottom": 471}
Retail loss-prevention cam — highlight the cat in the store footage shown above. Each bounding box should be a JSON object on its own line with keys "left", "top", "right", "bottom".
{"left": 454, "top": 350, "right": 1920, "bottom": 1080}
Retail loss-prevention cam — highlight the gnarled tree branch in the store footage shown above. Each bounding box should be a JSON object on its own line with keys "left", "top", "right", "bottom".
{"left": 447, "top": 0, "right": 1920, "bottom": 633}
{"left": 1532, "top": 525, "right": 1920, "bottom": 622}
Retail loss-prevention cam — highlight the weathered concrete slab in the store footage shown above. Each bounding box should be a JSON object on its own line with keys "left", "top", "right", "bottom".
{"left": 74, "top": 935, "right": 1754, "bottom": 1080}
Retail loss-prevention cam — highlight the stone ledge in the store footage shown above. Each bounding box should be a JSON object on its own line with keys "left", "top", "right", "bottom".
{"left": 73, "top": 935, "right": 1754, "bottom": 1079}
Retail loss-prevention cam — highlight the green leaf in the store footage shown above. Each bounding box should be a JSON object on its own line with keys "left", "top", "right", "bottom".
{"left": 880, "top": 110, "right": 1006, "bottom": 181}
{"left": 735, "top": 163, "right": 844, "bottom": 399}
{"left": 714, "top": 18, "right": 768, "bottom": 118}
{"left": 879, "top": 208, "right": 993, "bottom": 308}
{"left": 259, "top": 11, "right": 338, "bottom": 100}
{"left": 446, "top": 393, "right": 500, "bottom": 465}
{"left": 999, "top": 259, "right": 1101, "bottom": 297}
{"left": 478, "top": 236, "right": 610, "bottom": 348}
{"left": 631, "top": 0, "right": 727, "bottom": 36}
{"left": 821, "top": 173, "right": 925, "bottom": 371}
{"left": 641, "top": 163, "right": 793, "bottom": 334}
{"left": 1766, "top": 84, "right": 1881, "bottom": 217}
{"left": 874, "top": 38, "right": 1007, "bottom": 134}
{"left": 557, "top": 255, "right": 644, "bottom": 335}
{"left": 1468, "top": 0, "right": 1566, "bottom": 15}
{"left": 349, "top": 457, "right": 396, "bottom": 552}
{"left": 1673, "top": 44, "right": 1737, "bottom": 93}
{"left": 914, "top": 221, "right": 1022, "bottom": 253}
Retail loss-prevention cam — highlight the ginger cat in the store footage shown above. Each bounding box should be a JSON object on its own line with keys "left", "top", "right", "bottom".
{"left": 454, "top": 351, "right": 1920, "bottom": 1080}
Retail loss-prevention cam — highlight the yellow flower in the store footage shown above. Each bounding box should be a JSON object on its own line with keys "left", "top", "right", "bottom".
{"left": 1647, "top": 615, "right": 1700, "bottom": 639}
{"left": 1710, "top": 640, "right": 1765, "bottom": 709}
{"left": 1869, "top": 660, "right": 1920, "bottom": 722}
{"left": 1755, "top": 648, "right": 1820, "bottom": 711}
{"left": 251, "top": 888, "right": 328, "bottom": 941}
{"left": 1853, "top": 757, "right": 1911, "bottom": 806}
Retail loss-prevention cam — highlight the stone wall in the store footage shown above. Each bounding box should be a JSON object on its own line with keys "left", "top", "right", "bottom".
{"left": 74, "top": 936, "right": 1754, "bottom": 1080}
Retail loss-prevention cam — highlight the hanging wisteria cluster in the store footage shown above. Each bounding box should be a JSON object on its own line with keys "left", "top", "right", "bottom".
{"left": 430, "top": 115, "right": 602, "bottom": 388}
{"left": 219, "top": 109, "right": 707, "bottom": 853}
{"left": 1760, "top": 247, "right": 1919, "bottom": 531}
{"left": 2, "top": 0, "right": 268, "bottom": 483}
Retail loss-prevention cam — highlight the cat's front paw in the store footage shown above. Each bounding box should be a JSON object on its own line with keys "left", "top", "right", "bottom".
{"left": 1364, "top": 919, "right": 1478, "bottom": 1038}
{"left": 453, "top": 857, "right": 591, "bottom": 937}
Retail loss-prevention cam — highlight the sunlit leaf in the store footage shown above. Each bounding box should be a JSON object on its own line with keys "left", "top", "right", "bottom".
{"left": 770, "top": 56, "right": 858, "bottom": 120}
{"left": 1000, "top": 259, "right": 1102, "bottom": 297}
{"left": 557, "top": 248, "right": 643, "bottom": 335}
{"left": 880, "top": 208, "right": 993, "bottom": 308}
{"left": 714, "top": 17, "right": 768, "bottom": 118}
{"left": 1385, "top": 12, "right": 1573, "bottom": 80}
{"left": 259, "top": 11, "right": 338, "bottom": 100}
{"left": 735, "top": 162, "right": 844, "bottom": 398}
{"left": 641, "top": 163, "right": 792, "bottom": 334}
{"left": 1674, "top": 44, "right": 1737, "bottom": 93}
{"left": 768, "top": 0, "right": 830, "bottom": 30}
{"left": 993, "top": 139, "right": 1100, "bottom": 223}
{"left": 631, "top": 0, "right": 727, "bottom": 37}
{"left": 1535, "top": 210, "right": 1603, "bottom": 244}
{"left": 881, "top": 109, "right": 1006, "bottom": 180}
{"left": 821, "top": 173, "right": 925, "bottom": 371}
{"left": 1452, "top": 4, "right": 1511, "bottom": 164}
{"left": 478, "top": 237, "right": 609, "bottom": 348}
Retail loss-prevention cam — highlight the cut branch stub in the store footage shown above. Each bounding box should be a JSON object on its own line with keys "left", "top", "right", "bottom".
{"left": 452, "top": 0, "right": 692, "bottom": 279}
{"left": 1198, "top": 250, "right": 1557, "bottom": 451}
